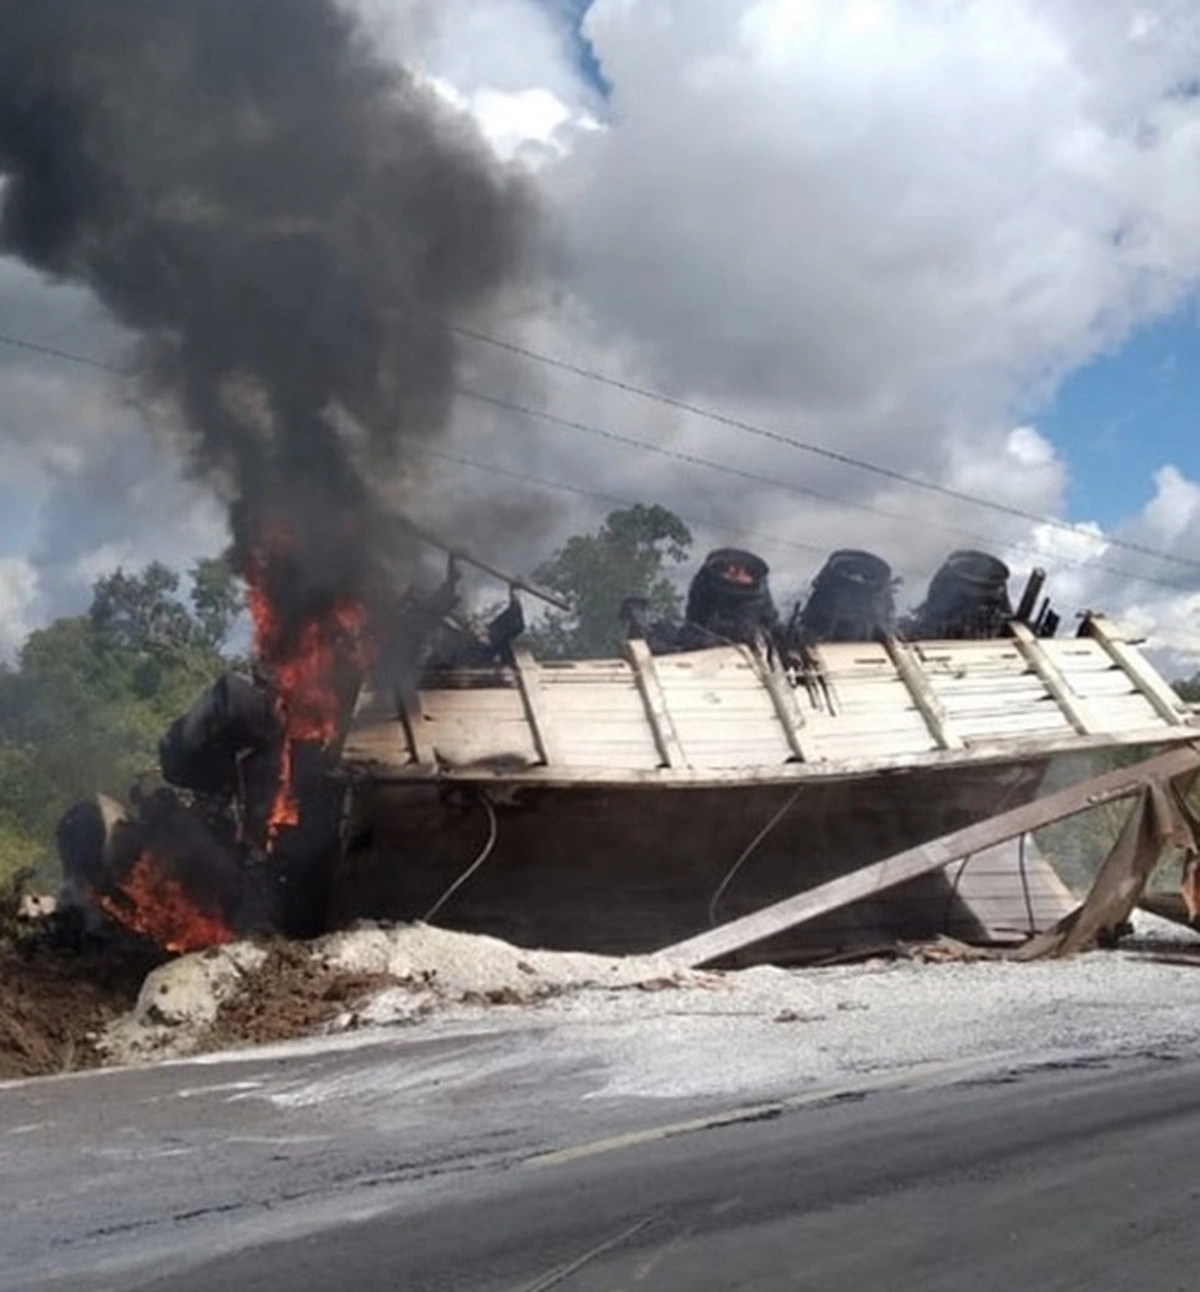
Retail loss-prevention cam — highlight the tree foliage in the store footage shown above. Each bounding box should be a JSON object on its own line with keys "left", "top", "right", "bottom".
{"left": 0, "top": 561, "right": 240, "bottom": 883}
{"left": 527, "top": 505, "right": 693, "bottom": 659}
{"left": 1176, "top": 673, "right": 1200, "bottom": 704}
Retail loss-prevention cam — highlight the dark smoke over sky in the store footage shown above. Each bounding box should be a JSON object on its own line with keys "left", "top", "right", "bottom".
{"left": 0, "top": 0, "right": 534, "bottom": 639}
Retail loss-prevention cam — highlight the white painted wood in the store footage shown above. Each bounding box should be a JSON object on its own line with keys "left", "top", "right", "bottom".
{"left": 509, "top": 644, "right": 561, "bottom": 766}
{"left": 750, "top": 647, "right": 816, "bottom": 762}
{"left": 947, "top": 838, "right": 1077, "bottom": 938}
{"left": 1006, "top": 625, "right": 1093, "bottom": 737}
{"left": 399, "top": 687, "right": 436, "bottom": 767}
{"left": 357, "top": 725, "right": 1199, "bottom": 786}
{"left": 346, "top": 623, "right": 1200, "bottom": 783}
{"left": 623, "top": 637, "right": 688, "bottom": 769}
{"left": 884, "top": 637, "right": 966, "bottom": 751}
{"left": 421, "top": 680, "right": 538, "bottom": 768}
{"left": 1083, "top": 614, "right": 1191, "bottom": 726}
{"left": 341, "top": 720, "right": 409, "bottom": 765}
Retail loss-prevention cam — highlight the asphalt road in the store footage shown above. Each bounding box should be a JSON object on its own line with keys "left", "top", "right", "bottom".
{"left": 4, "top": 1026, "right": 1200, "bottom": 1292}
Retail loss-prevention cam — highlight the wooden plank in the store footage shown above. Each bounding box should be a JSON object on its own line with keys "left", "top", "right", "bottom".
{"left": 654, "top": 743, "right": 1200, "bottom": 968}
{"left": 949, "top": 711, "right": 1075, "bottom": 741}
{"left": 1083, "top": 614, "right": 1190, "bottom": 726}
{"left": 509, "top": 643, "right": 561, "bottom": 766}
{"left": 883, "top": 637, "right": 965, "bottom": 751}
{"left": 623, "top": 637, "right": 687, "bottom": 769}
{"left": 353, "top": 723, "right": 1200, "bottom": 786}
{"left": 1008, "top": 621, "right": 1092, "bottom": 735}
{"left": 950, "top": 841, "right": 1077, "bottom": 938}
{"left": 398, "top": 687, "right": 436, "bottom": 767}
{"left": 749, "top": 647, "right": 815, "bottom": 762}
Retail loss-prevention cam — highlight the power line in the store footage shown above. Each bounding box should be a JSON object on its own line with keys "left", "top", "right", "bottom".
{"left": 454, "top": 383, "right": 1198, "bottom": 595}
{"left": 450, "top": 321, "right": 1200, "bottom": 574}
{"left": 412, "top": 443, "right": 831, "bottom": 561}
{"left": 0, "top": 326, "right": 818, "bottom": 560}
{"left": 2, "top": 326, "right": 1196, "bottom": 593}
{"left": 0, "top": 329, "right": 124, "bottom": 374}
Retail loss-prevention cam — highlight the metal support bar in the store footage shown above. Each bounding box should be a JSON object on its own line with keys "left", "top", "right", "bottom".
{"left": 402, "top": 519, "right": 572, "bottom": 612}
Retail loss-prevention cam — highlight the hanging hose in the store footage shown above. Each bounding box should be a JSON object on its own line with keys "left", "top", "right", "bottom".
{"left": 422, "top": 791, "right": 498, "bottom": 923}
{"left": 1018, "top": 831, "right": 1036, "bottom": 934}
{"left": 942, "top": 853, "right": 975, "bottom": 931}
{"left": 708, "top": 785, "right": 804, "bottom": 926}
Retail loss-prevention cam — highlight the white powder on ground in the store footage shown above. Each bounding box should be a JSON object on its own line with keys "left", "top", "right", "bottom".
{"left": 99, "top": 911, "right": 1200, "bottom": 1092}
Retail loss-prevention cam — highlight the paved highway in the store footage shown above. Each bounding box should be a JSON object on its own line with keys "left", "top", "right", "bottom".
{"left": 4, "top": 1023, "right": 1200, "bottom": 1291}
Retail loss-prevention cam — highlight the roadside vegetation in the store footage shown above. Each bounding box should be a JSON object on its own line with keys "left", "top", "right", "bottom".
{"left": 0, "top": 561, "right": 240, "bottom": 883}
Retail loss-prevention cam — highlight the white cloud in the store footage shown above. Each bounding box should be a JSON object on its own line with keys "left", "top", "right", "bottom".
{"left": 1143, "top": 464, "right": 1200, "bottom": 544}
{"left": 0, "top": 558, "right": 40, "bottom": 658}
{"left": 69, "top": 541, "right": 137, "bottom": 591}
{"left": 1096, "top": 465, "right": 1200, "bottom": 669}
{"left": 555, "top": 0, "right": 1200, "bottom": 425}
{"left": 3, "top": 0, "right": 1200, "bottom": 669}
{"left": 426, "top": 77, "right": 583, "bottom": 164}
{"left": 492, "top": 0, "right": 1200, "bottom": 650}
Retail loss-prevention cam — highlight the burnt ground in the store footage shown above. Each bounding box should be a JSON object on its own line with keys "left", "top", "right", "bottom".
{"left": 0, "top": 936, "right": 161, "bottom": 1080}
{"left": 0, "top": 929, "right": 403, "bottom": 1081}
{"left": 198, "top": 940, "right": 401, "bottom": 1052}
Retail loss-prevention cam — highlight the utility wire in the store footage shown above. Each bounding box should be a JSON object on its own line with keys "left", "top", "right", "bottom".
{"left": 412, "top": 443, "right": 831, "bottom": 559}
{"left": 453, "top": 384, "right": 1198, "bottom": 594}
{"left": 2, "top": 326, "right": 1196, "bottom": 592}
{"left": 0, "top": 324, "right": 826, "bottom": 559}
{"left": 0, "top": 329, "right": 124, "bottom": 374}
{"left": 449, "top": 321, "right": 1200, "bottom": 574}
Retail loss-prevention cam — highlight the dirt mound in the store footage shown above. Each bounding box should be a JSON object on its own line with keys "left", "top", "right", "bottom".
{"left": 0, "top": 938, "right": 162, "bottom": 1080}
{"left": 1, "top": 935, "right": 400, "bottom": 1077}
{"left": 200, "top": 941, "right": 401, "bottom": 1051}
{"left": 5, "top": 922, "right": 708, "bottom": 1075}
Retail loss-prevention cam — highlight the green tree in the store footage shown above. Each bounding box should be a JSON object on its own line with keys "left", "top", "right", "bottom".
{"left": 527, "top": 505, "right": 693, "bottom": 659}
{"left": 190, "top": 556, "right": 244, "bottom": 652}
{"left": 1176, "top": 673, "right": 1200, "bottom": 704}
{"left": 90, "top": 562, "right": 196, "bottom": 655}
{"left": 0, "top": 562, "right": 237, "bottom": 883}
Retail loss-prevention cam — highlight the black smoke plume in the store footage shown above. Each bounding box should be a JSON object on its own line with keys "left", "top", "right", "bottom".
{"left": 0, "top": 0, "right": 533, "bottom": 647}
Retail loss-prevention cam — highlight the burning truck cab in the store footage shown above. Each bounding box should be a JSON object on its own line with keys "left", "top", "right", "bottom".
{"left": 53, "top": 559, "right": 527, "bottom": 953}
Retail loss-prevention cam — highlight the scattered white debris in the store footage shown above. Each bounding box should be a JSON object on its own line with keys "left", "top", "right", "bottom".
{"left": 98, "top": 923, "right": 707, "bottom": 1065}
{"left": 16, "top": 894, "right": 56, "bottom": 921}
{"left": 96, "top": 917, "right": 1200, "bottom": 1084}
{"left": 531, "top": 953, "right": 1200, "bottom": 1101}
{"left": 321, "top": 921, "right": 692, "bottom": 1000}
{"left": 1125, "top": 907, "right": 1200, "bottom": 947}
{"left": 102, "top": 943, "right": 268, "bottom": 1062}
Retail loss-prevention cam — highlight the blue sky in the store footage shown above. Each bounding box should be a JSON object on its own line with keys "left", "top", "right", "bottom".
{"left": 1038, "top": 306, "right": 1200, "bottom": 528}
{"left": 541, "top": 0, "right": 608, "bottom": 94}
{"left": 0, "top": 488, "right": 38, "bottom": 557}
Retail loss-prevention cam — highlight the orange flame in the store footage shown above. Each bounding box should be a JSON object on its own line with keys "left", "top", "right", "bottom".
{"left": 244, "top": 554, "right": 372, "bottom": 842}
{"left": 98, "top": 852, "right": 235, "bottom": 954}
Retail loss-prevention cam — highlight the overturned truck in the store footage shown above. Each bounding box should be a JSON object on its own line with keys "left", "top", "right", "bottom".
{"left": 59, "top": 550, "right": 1200, "bottom": 965}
